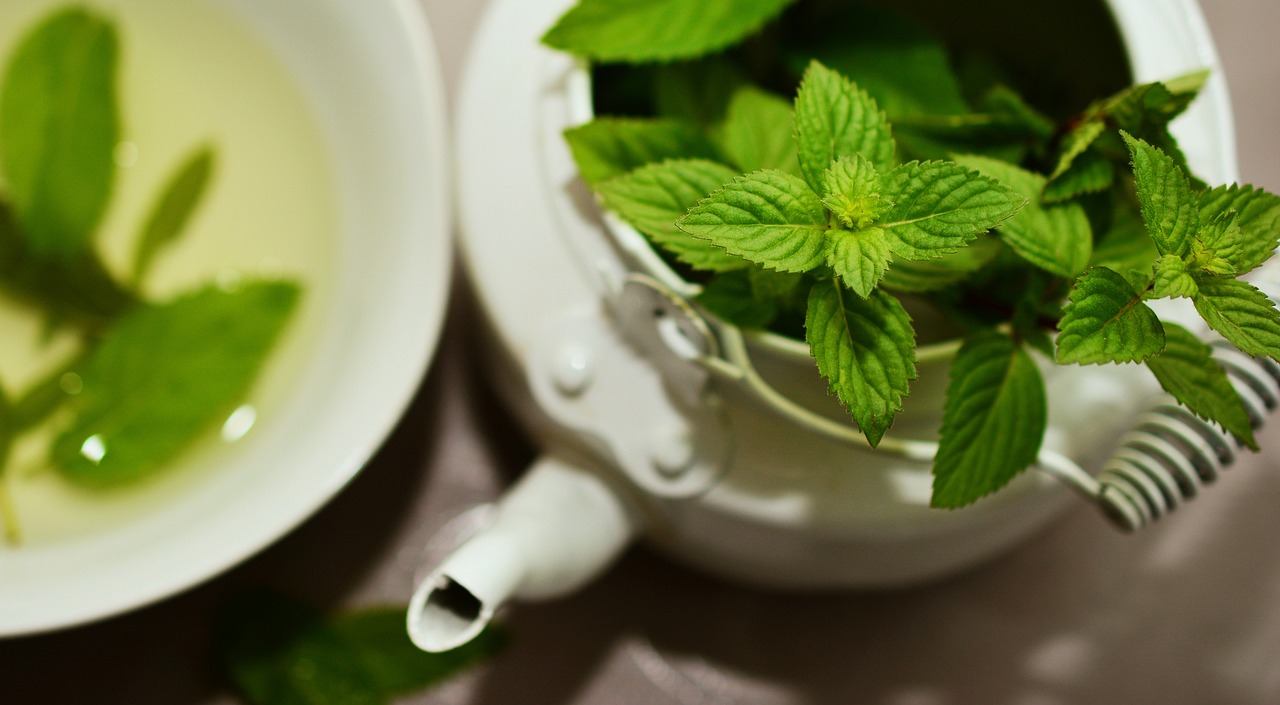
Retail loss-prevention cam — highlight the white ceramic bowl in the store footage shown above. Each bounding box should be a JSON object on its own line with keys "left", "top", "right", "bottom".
{"left": 0, "top": 0, "right": 451, "bottom": 636}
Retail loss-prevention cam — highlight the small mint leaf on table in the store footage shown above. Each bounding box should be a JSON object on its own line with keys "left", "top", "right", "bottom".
{"left": 1, "top": 7, "right": 119, "bottom": 259}
{"left": 719, "top": 85, "right": 801, "bottom": 176}
{"left": 805, "top": 282, "right": 916, "bottom": 446}
{"left": 542, "top": 0, "right": 797, "bottom": 63}
{"left": 1056, "top": 267, "right": 1165, "bottom": 365}
{"left": 50, "top": 281, "right": 300, "bottom": 486}
{"left": 1122, "top": 131, "right": 1199, "bottom": 257}
{"left": 594, "top": 159, "right": 747, "bottom": 272}
{"left": 1192, "top": 278, "right": 1280, "bottom": 360}
{"left": 1198, "top": 184, "right": 1280, "bottom": 274}
{"left": 877, "top": 160, "right": 1025, "bottom": 260}
{"left": 1151, "top": 255, "right": 1199, "bottom": 299}
{"left": 825, "top": 227, "right": 892, "bottom": 298}
{"left": 134, "top": 146, "right": 216, "bottom": 285}
{"left": 1147, "top": 322, "right": 1257, "bottom": 450}
{"left": 952, "top": 154, "right": 1092, "bottom": 278}
{"left": 794, "top": 62, "right": 896, "bottom": 191}
{"left": 564, "top": 119, "right": 722, "bottom": 187}
{"left": 677, "top": 169, "right": 828, "bottom": 273}
{"left": 932, "top": 331, "right": 1046, "bottom": 509}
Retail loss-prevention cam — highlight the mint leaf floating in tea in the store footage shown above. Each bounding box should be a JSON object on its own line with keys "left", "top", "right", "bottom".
{"left": 1056, "top": 267, "right": 1165, "bottom": 365}
{"left": 50, "top": 282, "right": 300, "bottom": 486}
{"left": 219, "top": 591, "right": 505, "bottom": 705}
{"left": 933, "top": 332, "right": 1046, "bottom": 508}
{"left": 806, "top": 283, "right": 917, "bottom": 447}
{"left": 0, "top": 7, "right": 119, "bottom": 259}
{"left": 542, "top": 0, "right": 797, "bottom": 63}
{"left": 1147, "top": 322, "right": 1256, "bottom": 450}
{"left": 563, "top": 119, "right": 722, "bottom": 187}
{"left": 134, "top": 145, "right": 216, "bottom": 285}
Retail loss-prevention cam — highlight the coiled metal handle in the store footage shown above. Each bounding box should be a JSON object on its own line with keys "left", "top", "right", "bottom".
{"left": 1096, "top": 342, "right": 1280, "bottom": 532}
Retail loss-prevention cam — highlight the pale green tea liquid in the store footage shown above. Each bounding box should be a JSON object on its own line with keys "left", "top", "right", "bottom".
{"left": 0, "top": 0, "right": 337, "bottom": 544}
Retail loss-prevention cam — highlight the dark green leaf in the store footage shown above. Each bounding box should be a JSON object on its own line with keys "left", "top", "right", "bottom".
{"left": 878, "top": 160, "right": 1025, "bottom": 260}
{"left": 1122, "top": 131, "right": 1198, "bottom": 257}
{"left": 542, "top": 0, "right": 797, "bottom": 63}
{"left": 696, "top": 270, "right": 778, "bottom": 329}
{"left": 880, "top": 235, "right": 1001, "bottom": 293}
{"left": 1193, "top": 277, "right": 1280, "bottom": 360}
{"left": 678, "top": 169, "right": 828, "bottom": 273}
{"left": 1043, "top": 151, "right": 1115, "bottom": 203}
{"left": 718, "top": 85, "right": 799, "bottom": 175}
{"left": 134, "top": 146, "right": 215, "bottom": 284}
{"left": 594, "top": 159, "right": 746, "bottom": 272}
{"left": 564, "top": 119, "right": 722, "bottom": 187}
{"left": 1147, "top": 322, "right": 1256, "bottom": 449}
{"left": 932, "top": 332, "right": 1045, "bottom": 508}
{"left": 805, "top": 282, "right": 916, "bottom": 446}
{"left": 51, "top": 281, "right": 300, "bottom": 486}
{"left": 1089, "top": 206, "right": 1159, "bottom": 290}
{"left": 793, "top": 62, "right": 896, "bottom": 191}
{"left": 952, "top": 155, "right": 1091, "bottom": 277}
{"left": 1057, "top": 266, "right": 1165, "bottom": 365}
{"left": 653, "top": 57, "right": 746, "bottom": 130}
{"left": 1, "top": 7, "right": 119, "bottom": 258}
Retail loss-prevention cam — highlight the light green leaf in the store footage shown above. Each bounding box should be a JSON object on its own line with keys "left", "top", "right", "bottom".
{"left": 932, "top": 332, "right": 1046, "bottom": 508}
{"left": 1151, "top": 255, "right": 1198, "bottom": 299}
{"left": 1048, "top": 119, "right": 1106, "bottom": 182}
{"left": 1, "top": 7, "right": 119, "bottom": 258}
{"left": 952, "top": 155, "right": 1091, "bottom": 277}
{"left": 678, "top": 169, "right": 828, "bottom": 273}
{"left": 1147, "top": 322, "right": 1256, "bottom": 449}
{"left": 878, "top": 160, "right": 1026, "bottom": 260}
{"left": 1198, "top": 184, "right": 1280, "bottom": 274}
{"left": 825, "top": 227, "right": 892, "bottom": 298}
{"left": 542, "top": 0, "right": 796, "bottom": 63}
{"left": 880, "top": 235, "right": 1001, "bottom": 293}
{"left": 564, "top": 118, "right": 722, "bottom": 187}
{"left": 821, "top": 155, "right": 890, "bottom": 229}
{"left": 1193, "top": 277, "right": 1280, "bottom": 360}
{"left": 805, "top": 282, "right": 916, "bottom": 446}
{"left": 793, "top": 61, "right": 896, "bottom": 191}
{"left": 51, "top": 281, "right": 300, "bottom": 486}
{"left": 1057, "top": 267, "right": 1165, "bottom": 365}
{"left": 134, "top": 146, "right": 215, "bottom": 285}
{"left": 595, "top": 159, "right": 746, "bottom": 272}
{"left": 719, "top": 85, "right": 799, "bottom": 175}
{"left": 1122, "top": 131, "right": 1198, "bottom": 257}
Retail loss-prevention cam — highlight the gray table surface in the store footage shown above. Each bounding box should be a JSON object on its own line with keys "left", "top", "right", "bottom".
{"left": 6, "top": 1, "right": 1280, "bottom": 703}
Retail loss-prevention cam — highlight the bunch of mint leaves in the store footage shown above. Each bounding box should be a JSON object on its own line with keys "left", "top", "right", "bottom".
{"left": 544, "top": 0, "right": 1280, "bottom": 508}
{"left": 0, "top": 7, "right": 301, "bottom": 542}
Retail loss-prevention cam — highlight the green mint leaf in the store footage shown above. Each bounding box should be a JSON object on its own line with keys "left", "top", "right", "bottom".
{"left": 1048, "top": 119, "right": 1106, "bottom": 181}
{"left": 1152, "top": 255, "right": 1199, "bottom": 299}
{"left": 653, "top": 57, "right": 747, "bottom": 130}
{"left": 793, "top": 61, "right": 896, "bottom": 191}
{"left": 1192, "top": 277, "right": 1280, "bottom": 360}
{"left": 1122, "top": 131, "right": 1199, "bottom": 258}
{"left": 932, "top": 332, "right": 1046, "bottom": 508}
{"left": 564, "top": 118, "right": 722, "bottom": 187}
{"left": 677, "top": 169, "right": 828, "bottom": 273}
{"left": 1056, "top": 266, "right": 1165, "bottom": 365}
{"left": 1194, "top": 212, "right": 1245, "bottom": 274}
{"left": 952, "top": 155, "right": 1092, "bottom": 277}
{"left": 1043, "top": 151, "right": 1115, "bottom": 203}
{"left": 719, "top": 85, "right": 800, "bottom": 175}
{"left": 134, "top": 146, "right": 215, "bottom": 285}
{"left": 594, "top": 159, "right": 746, "bottom": 272}
{"left": 749, "top": 265, "right": 805, "bottom": 304}
{"left": 877, "top": 160, "right": 1026, "bottom": 260}
{"left": 825, "top": 227, "right": 892, "bottom": 298}
{"left": 696, "top": 270, "right": 779, "bottom": 329}
{"left": 1198, "top": 184, "right": 1280, "bottom": 274}
{"left": 332, "top": 607, "right": 505, "bottom": 697}
{"left": 1147, "top": 322, "right": 1257, "bottom": 449}
{"left": 542, "top": 0, "right": 796, "bottom": 63}
{"left": 51, "top": 281, "right": 300, "bottom": 486}
{"left": 821, "top": 155, "right": 890, "bottom": 229}
{"left": 805, "top": 282, "right": 916, "bottom": 446}
{"left": 1089, "top": 206, "right": 1160, "bottom": 290}
{"left": 880, "top": 235, "right": 1001, "bottom": 293}
{"left": 0, "top": 7, "right": 119, "bottom": 258}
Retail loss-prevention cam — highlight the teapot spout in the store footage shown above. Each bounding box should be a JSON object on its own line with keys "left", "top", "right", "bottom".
{"left": 407, "top": 456, "right": 640, "bottom": 652}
